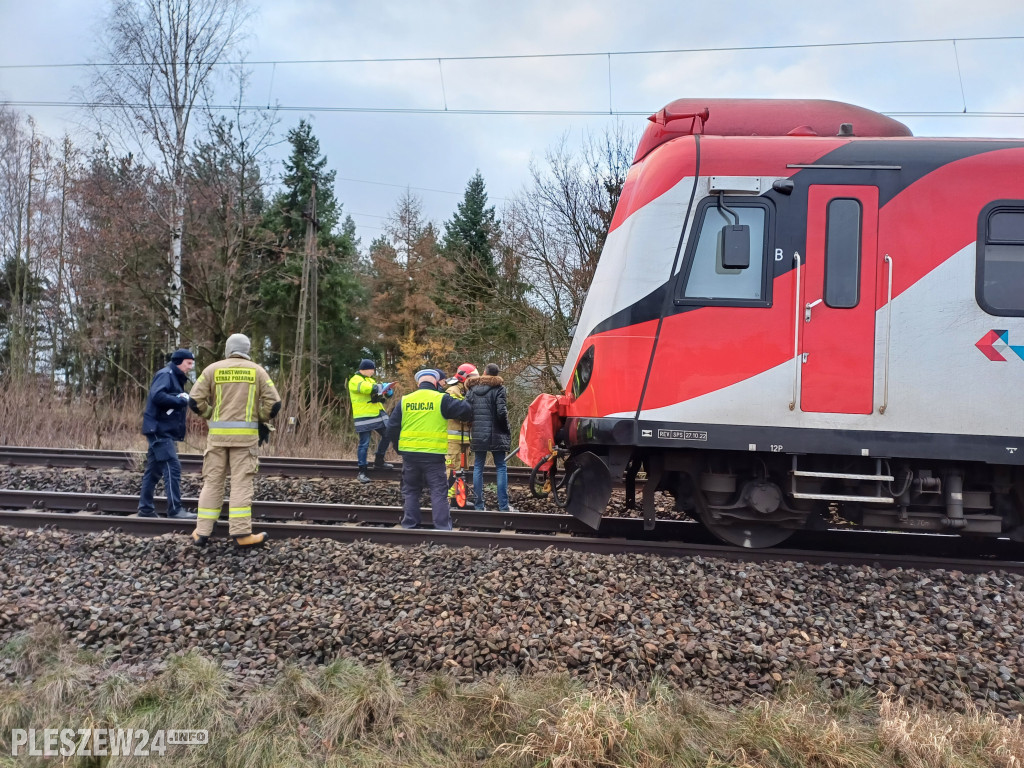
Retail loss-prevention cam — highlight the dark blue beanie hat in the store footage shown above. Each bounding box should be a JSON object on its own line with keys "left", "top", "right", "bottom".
{"left": 358, "top": 359, "right": 376, "bottom": 371}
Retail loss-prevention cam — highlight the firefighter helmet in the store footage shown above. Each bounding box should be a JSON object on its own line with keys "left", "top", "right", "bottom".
{"left": 455, "top": 363, "right": 479, "bottom": 383}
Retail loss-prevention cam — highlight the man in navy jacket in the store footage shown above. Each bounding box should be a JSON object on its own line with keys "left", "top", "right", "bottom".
{"left": 138, "top": 348, "right": 197, "bottom": 519}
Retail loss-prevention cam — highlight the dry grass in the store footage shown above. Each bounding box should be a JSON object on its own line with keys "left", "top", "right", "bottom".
{"left": 877, "top": 696, "right": 1024, "bottom": 768}
{"left": 497, "top": 688, "right": 656, "bottom": 767}
{"left": 0, "top": 380, "right": 142, "bottom": 451}
{"left": 1, "top": 626, "right": 1022, "bottom": 767}
{"left": 0, "top": 377, "right": 369, "bottom": 459}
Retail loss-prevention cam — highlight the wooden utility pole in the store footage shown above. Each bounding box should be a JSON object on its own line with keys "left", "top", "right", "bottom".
{"left": 306, "top": 185, "right": 320, "bottom": 438}
{"left": 288, "top": 182, "right": 320, "bottom": 438}
{"left": 290, "top": 203, "right": 310, "bottom": 415}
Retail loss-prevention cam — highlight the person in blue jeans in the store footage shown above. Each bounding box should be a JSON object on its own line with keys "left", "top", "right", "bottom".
{"left": 466, "top": 363, "right": 515, "bottom": 512}
{"left": 347, "top": 359, "right": 395, "bottom": 483}
{"left": 138, "top": 348, "right": 197, "bottom": 519}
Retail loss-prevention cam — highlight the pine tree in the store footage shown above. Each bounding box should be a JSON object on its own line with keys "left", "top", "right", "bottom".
{"left": 442, "top": 170, "right": 497, "bottom": 276}
{"left": 436, "top": 171, "right": 518, "bottom": 365}
{"left": 256, "top": 119, "right": 365, "bottom": 396}
{"left": 262, "top": 120, "right": 342, "bottom": 250}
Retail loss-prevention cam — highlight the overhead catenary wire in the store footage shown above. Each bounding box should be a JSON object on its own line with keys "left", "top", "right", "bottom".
{"left": 5, "top": 100, "right": 1024, "bottom": 120}
{"left": 5, "top": 35, "right": 1021, "bottom": 233}
{"left": 2, "top": 34, "right": 1023, "bottom": 69}
{"left": 5, "top": 35, "right": 1024, "bottom": 122}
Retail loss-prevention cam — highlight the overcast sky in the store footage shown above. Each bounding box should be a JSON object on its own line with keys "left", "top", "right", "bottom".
{"left": 3, "top": 0, "right": 1024, "bottom": 245}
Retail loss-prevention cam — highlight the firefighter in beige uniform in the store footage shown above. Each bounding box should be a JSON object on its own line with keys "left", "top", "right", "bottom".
{"left": 188, "top": 333, "right": 281, "bottom": 547}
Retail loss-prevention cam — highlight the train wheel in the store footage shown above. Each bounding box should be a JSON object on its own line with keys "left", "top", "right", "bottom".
{"left": 699, "top": 510, "right": 795, "bottom": 548}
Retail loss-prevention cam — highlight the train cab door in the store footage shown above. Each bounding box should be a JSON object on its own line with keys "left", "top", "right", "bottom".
{"left": 801, "top": 185, "right": 879, "bottom": 414}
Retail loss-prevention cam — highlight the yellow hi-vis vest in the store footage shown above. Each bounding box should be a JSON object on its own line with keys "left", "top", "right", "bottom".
{"left": 397, "top": 388, "right": 448, "bottom": 454}
{"left": 348, "top": 373, "right": 382, "bottom": 420}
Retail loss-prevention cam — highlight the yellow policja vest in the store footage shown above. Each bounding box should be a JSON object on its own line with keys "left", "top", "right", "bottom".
{"left": 397, "top": 388, "right": 447, "bottom": 454}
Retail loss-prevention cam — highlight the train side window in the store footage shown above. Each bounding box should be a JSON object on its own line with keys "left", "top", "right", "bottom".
{"left": 824, "top": 198, "right": 862, "bottom": 308}
{"left": 571, "top": 345, "right": 595, "bottom": 400}
{"left": 676, "top": 198, "right": 771, "bottom": 306}
{"left": 977, "top": 201, "right": 1024, "bottom": 317}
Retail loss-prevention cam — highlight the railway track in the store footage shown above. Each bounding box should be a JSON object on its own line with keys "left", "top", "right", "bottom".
{"left": 0, "top": 445, "right": 532, "bottom": 482}
{"left": 1, "top": 488, "right": 1022, "bottom": 575}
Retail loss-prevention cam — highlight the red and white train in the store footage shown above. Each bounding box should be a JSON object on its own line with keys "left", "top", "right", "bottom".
{"left": 532, "top": 98, "right": 1024, "bottom": 548}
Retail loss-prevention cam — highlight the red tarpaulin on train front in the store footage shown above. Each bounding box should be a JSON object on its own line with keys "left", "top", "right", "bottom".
{"left": 518, "top": 393, "right": 562, "bottom": 471}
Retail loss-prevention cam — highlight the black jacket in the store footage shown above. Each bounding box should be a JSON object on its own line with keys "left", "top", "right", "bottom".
{"left": 466, "top": 375, "right": 510, "bottom": 452}
{"left": 142, "top": 363, "right": 189, "bottom": 440}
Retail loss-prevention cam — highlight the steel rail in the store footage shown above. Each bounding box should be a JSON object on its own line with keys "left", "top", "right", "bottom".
{"left": 1, "top": 491, "right": 1022, "bottom": 573}
{"left": 1, "top": 509, "right": 1022, "bottom": 574}
{"left": 0, "top": 446, "right": 532, "bottom": 481}
{"left": 0, "top": 488, "right": 683, "bottom": 539}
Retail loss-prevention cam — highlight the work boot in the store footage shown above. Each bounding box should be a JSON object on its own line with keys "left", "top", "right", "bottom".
{"left": 234, "top": 532, "right": 268, "bottom": 548}
{"left": 137, "top": 510, "right": 159, "bottom": 518}
{"left": 357, "top": 469, "right": 371, "bottom": 484}
{"left": 191, "top": 531, "right": 209, "bottom": 548}
{"left": 373, "top": 456, "right": 394, "bottom": 469}
{"left": 168, "top": 508, "right": 197, "bottom": 520}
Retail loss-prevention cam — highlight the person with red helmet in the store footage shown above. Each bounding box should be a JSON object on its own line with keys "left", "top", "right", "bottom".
{"left": 445, "top": 363, "right": 478, "bottom": 508}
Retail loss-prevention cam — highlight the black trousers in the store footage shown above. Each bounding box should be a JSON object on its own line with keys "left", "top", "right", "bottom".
{"left": 400, "top": 455, "right": 451, "bottom": 529}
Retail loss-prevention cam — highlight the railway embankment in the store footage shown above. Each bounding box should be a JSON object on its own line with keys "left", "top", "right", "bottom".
{"left": 1, "top": 523, "right": 1022, "bottom": 717}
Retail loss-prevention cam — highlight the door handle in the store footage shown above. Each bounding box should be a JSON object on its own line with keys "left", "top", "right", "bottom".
{"left": 804, "top": 298, "right": 822, "bottom": 322}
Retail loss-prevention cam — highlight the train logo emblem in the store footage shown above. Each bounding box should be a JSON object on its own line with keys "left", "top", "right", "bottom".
{"left": 975, "top": 330, "right": 1024, "bottom": 362}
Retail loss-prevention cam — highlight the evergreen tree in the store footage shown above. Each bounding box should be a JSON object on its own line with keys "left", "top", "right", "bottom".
{"left": 0, "top": 255, "right": 47, "bottom": 378}
{"left": 185, "top": 115, "right": 271, "bottom": 359}
{"left": 442, "top": 170, "right": 497, "bottom": 276}
{"left": 436, "top": 171, "right": 518, "bottom": 365}
{"left": 262, "top": 119, "right": 343, "bottom": 250}
{"left": 256, "top": 119, "right": 365, "bottom": 397}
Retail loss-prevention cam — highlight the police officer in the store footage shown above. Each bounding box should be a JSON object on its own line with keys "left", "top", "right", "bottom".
{"left": 188, "top": 334, "right": 281, "bottom": 547}
{"left": 386, "top": 369, "right": 472, "bottom": 530}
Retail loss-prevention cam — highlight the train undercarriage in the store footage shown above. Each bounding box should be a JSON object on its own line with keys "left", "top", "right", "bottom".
{"left": 559, "top": 448, "right": 1024, "bottom": 549}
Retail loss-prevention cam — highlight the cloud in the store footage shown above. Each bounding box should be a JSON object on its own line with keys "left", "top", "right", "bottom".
{"left": 5, "top": 0, "right": 1024, "bottom": 233}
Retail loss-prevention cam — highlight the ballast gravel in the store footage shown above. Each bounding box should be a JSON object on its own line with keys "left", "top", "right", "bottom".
{"left": 0, "top": 525, "right": 1022, "bottom": 716}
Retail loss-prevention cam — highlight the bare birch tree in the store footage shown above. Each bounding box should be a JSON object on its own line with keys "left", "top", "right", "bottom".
{"left": 503, "top": 124, "right": 635, "bottom": 387}
{"left": 88, "top": 0, "right": 249, "bottom": 345}
{"left": 185, "top": 68, "right": 277, "bottom": 358}
{"left": 0, "top": 108, "right": 62, "bottom": 380}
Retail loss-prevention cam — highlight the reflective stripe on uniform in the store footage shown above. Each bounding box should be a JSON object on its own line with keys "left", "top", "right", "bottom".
{"left": 229, "top": 507, "right": 252, "bottom": 518}
{"left": 213, "top": 381, "right": 223, "bottom": 421}
{"left": 198, "top": 507, "right": 221, "bottom": 520}
{"left": 245, "top": 381, "right": 255, "bottom": 423}
{"left": 209, "top": 419, "right": 258, "bottom": 436}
